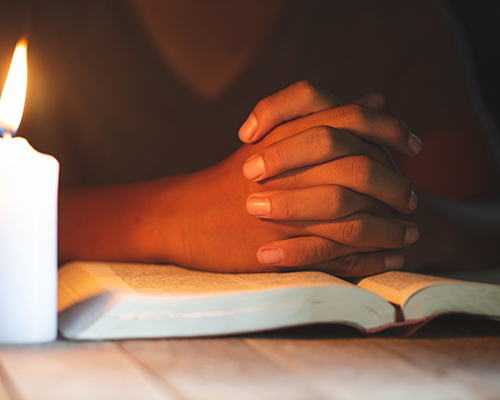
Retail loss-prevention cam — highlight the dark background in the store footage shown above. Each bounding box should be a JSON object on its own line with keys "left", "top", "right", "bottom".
{"left": 445, "top": 1, "right": 500, "bottom": 131}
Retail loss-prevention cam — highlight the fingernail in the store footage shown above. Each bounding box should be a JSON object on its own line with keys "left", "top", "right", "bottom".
{"left": 407, "top": 191, "right": 418, "bottom": 212}
{"left": 408, "top": 132, "right": 422, "bottom": 156}
{"left": 239, "top": 114, "right": 258, "bottom": 142}
{"left": 385, "top": 253, "right": 405, "bottom": 270}
{"left": 260, "top": 248, "right": 284, "bottom": 265}
{"left": 247, "top": 196, "right": 270, "bottom": 217}
{"left": 243, "top": 155, "right": 265, "bottom": 181}
{"left": 404, "top": 225, "right": 420, "bottom": 245}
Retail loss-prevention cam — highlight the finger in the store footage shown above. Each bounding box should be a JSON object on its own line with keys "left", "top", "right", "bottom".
{"left": 302, "top": 213, "right": 419, "bottom": 249}
{"left": 257, "top": 236, "right": 378, "bottom": 266}
{"left": 238, "top": 81, "right": 342, "bottom": 143}
{"left": 242, "top": 125, "right": 388, "bottom": 182}
{"left": 246, "top": 186, "right": 393, "bottom": 220}
{"left": 257, "top": 236, "right": 405, "bottom": 277}
{"left": 317, "top": 252, "right": 406, "bottom": 278}
{"left": 279, "top": 104, "right": 422, "bottom": 157}
{"left": 351, "top": 93, "right": 386, "bottom": 111}
{"left": 288, "top": 155, "right": 418, "bottom": 214}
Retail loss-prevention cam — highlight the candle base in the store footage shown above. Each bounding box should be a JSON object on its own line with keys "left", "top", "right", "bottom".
{"left": 0, "top": 331, "right": 57, "bottom": 345}
{"left": 0, "top": 137, "right": 59, "bottom": 345}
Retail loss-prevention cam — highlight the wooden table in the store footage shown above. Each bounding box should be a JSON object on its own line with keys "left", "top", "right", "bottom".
{"left": 1, "top": 269, "right": 499, "bottom": 400}
{"left": 0, "top": 317, "right": 498, "bottom": 400}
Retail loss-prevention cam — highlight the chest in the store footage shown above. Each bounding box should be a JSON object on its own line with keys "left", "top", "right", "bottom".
{"left": 130, "top": 0, "right": 286, "bottom": 101}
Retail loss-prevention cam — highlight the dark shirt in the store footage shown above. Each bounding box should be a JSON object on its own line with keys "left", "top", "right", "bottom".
{"left": 0, "top": 0, "right": 475, "bottom": 186}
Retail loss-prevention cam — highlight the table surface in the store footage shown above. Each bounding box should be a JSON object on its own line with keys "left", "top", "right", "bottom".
{"left": 1, "top": 269, "right": 500, "bottom": 400}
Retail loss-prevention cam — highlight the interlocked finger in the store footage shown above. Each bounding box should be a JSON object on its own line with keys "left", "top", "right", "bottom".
{"left": 285, "top": 155, "right": 417, "bottom": 214}
{"left": 242, "top": 125, "right": 389, "bottom": 182}
{"left": 301, "top": 213, "right": 419, "bottom": 249}
{"left": 239, "top": 81, "right": 342, "bottom": 143}
{"left": 246, "top": 186, "right": 393, "bottom": 220}
{"left": 257, "top": 236, "right": 405, "bottom": 277}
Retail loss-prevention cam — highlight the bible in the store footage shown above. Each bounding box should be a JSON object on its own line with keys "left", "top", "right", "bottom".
{"left": 57, "top": 261, "right": 500, "bottom": 339}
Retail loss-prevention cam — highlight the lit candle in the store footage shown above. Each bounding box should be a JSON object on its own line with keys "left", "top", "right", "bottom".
{"left": 0, "top": 41, "right": 59, "bottom": 343}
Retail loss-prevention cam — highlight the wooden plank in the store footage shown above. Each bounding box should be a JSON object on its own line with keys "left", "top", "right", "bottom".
{"left": 119, "top": 338, "right": 323, "bottom": 400}
{"left": 0, "top": 340, "right": 175, "bottom": 400}
{"left": 245, "top": 336, "right": 496, "bottom": 400}
{"left": 379, "top": 338, "right": 500, "bottom": 396}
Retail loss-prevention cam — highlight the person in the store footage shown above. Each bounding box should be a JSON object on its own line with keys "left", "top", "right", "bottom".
{"left": 2, "top": 0, "right": 500, "bottom": 277}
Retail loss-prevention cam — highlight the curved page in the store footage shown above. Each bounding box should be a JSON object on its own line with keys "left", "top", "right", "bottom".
{"left": 58, "top": 262, "right": 396, "bottom": 339}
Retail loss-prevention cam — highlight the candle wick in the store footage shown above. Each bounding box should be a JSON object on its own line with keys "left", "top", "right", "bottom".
{"left": 2, "top": 132, "right": 12, "bottom": 139}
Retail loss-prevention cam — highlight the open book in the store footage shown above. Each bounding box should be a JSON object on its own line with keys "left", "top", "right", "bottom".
{"left": 57, "top": 261, "right": 500, "bottom": 339}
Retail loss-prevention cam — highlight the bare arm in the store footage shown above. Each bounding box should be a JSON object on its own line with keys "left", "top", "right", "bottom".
{"left": 58, "top": 115, "right": 417, "bottom": 277}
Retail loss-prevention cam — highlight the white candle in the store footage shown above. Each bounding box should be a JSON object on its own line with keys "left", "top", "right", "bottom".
{"left": 0, "top": 42, "right": 59, "bottom": 343}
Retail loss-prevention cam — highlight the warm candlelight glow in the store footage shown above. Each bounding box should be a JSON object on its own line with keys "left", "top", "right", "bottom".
{"left": 0, "top": 41, "right": 28, "bottom": 136}
{"left": 0, "top": 38, "right": 59, "bottom": 344}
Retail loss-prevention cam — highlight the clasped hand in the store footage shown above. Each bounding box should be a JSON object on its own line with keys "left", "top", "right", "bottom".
{"left": 238, "top": 81, "right": 423, "bottom": 277}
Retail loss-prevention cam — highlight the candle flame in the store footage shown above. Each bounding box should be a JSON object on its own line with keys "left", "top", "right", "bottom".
{"left": 0, "top": 41, "right": 28, "bottom": 137}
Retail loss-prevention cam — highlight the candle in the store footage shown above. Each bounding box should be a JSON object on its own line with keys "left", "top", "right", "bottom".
{"left": 0, "top": 41, "right": 59, "bottom": 343}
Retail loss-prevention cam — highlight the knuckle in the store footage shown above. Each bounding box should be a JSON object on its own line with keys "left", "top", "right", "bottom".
{"left": 292, "top": 245, "right": 310, "bottom": 265}
{"left": 347, "top": 155, "right": 373, "bottom": 187}
{"left": 313, "top": 240, "right": 338, "bottom": 263}
{"left": 311, "top": 126, "right": 336, "bottom": 159}
{"left": 326, "top": 186, "right": 348, "bottom": 218}
{"left": 295, "top": 239, "right": 339, "bottom": 265}
{"left": 340, "top": 103, "right": 365, "bottom": 125}
{"left": 287, "top": 241, "right": 314, "bottom": 266}
{"left": 292, "top": 80, "right": 319, "bottom": 102}
{"left": 281, "top": 196, "right": 298, "bottom": 219}
{"left": 334, "top": 253, "right": 360, "bottom": 276}
{"left": 341, "top": 219, "right": 364, "bottom": 245}
{"left": 266, "top": 142, "right": 292, "bottom": 172}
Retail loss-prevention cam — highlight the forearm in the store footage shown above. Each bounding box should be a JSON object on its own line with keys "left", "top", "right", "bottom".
{"left": 58, "top": 174, "right": 195, "bottom": 265}
{"left": 57, "top": 145, "right": 280, "bottom": 272}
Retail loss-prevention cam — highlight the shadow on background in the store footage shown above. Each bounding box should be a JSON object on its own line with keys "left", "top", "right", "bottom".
{"left": 445, "top": 1, "right": 500, "bottom": 130}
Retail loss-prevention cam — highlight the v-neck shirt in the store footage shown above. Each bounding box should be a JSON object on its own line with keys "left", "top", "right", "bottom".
{"left": 3, "top": 0, "right": 472, "bottom": 185}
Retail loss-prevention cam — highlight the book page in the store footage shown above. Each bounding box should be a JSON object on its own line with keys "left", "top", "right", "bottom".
{"left": 223, "top": 270, "right": 354, "bottom": 290}
{"left": 59, "top": 262, "right": 398, "bottom": 339}
{"left": 357, "top": 271, "right": 458, "bottom": 306}
{"left": 58, "top": 263, "right": 109, "bottom": 313}
{"left": 105, "top": 263, "right": 353, "bottom": 295}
